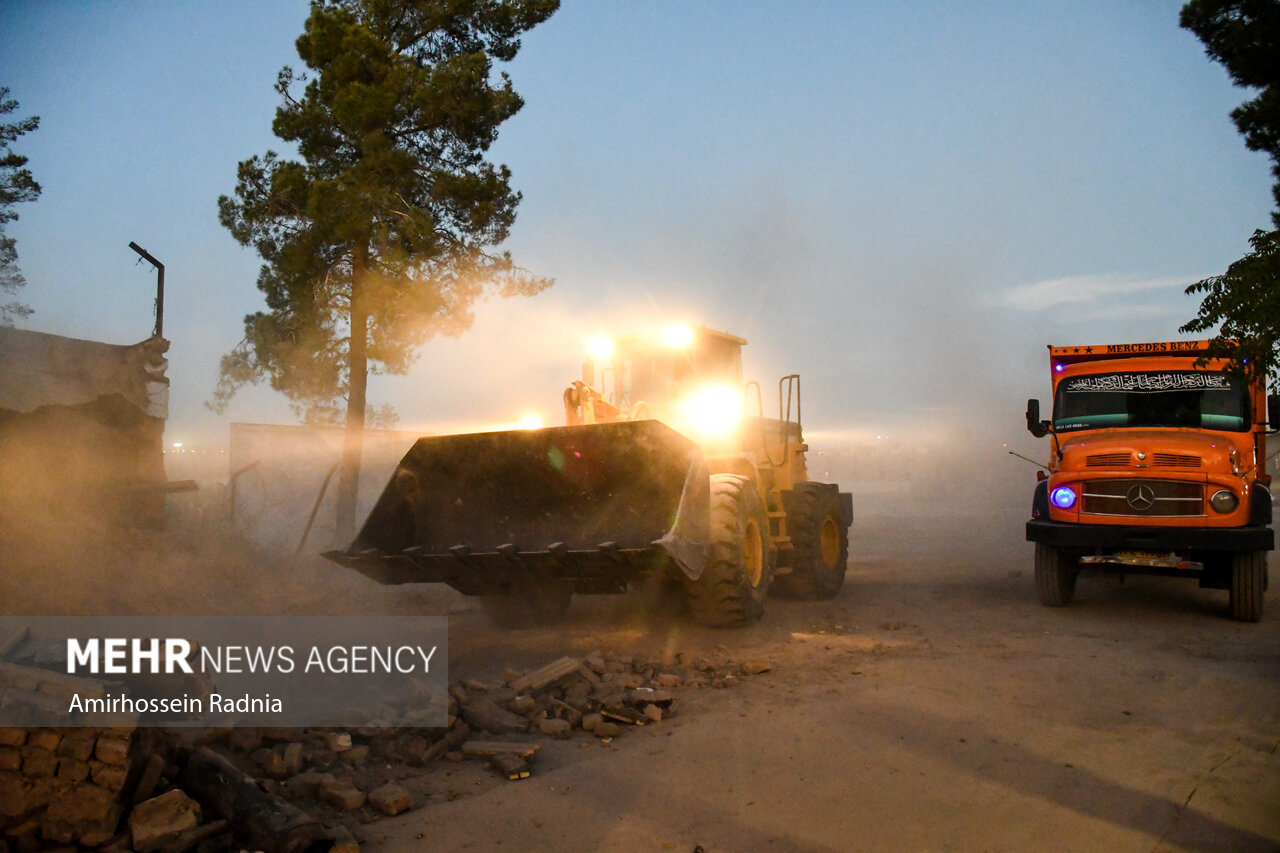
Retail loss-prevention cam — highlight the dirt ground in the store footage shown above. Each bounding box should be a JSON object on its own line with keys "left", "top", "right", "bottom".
{"left": 352, "top": 499, "right": 1280, "bottom": 853}
{"left": 5, "top": 490, "right": 1278, "bottom": 852}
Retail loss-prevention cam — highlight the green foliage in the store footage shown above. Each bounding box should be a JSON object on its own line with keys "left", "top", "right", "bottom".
{"left": 0, "top": 87, "right": 40, "bottom": 326}
{"left": 1180, "top": 1, "right": 1280, "bottom": 381}
{"left": 1182, "top": 0, "right": 1280, "bottom": 225}
{"left": 1181, "top": 229, "right": 1280, "bottom": 382}
{"left": 214, "top": 0, "right": 558, "bottom": 421}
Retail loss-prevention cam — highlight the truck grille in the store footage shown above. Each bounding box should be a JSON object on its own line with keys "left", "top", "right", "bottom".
{"left": 1080, "top": 479, "right": 1203, "bottom": 517}
{"left": 1086, "top": 453, "right": 1131, "bottom": 467}
{"left": 1152, "top": 453, "right": 1201, "bottom": 468}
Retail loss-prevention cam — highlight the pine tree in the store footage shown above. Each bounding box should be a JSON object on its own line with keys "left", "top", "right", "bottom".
{"left": 217, "top": 0, "right": 558, "bottom": 540}
{"left": 0, "top": 87, "right": 41, "bottom": 326}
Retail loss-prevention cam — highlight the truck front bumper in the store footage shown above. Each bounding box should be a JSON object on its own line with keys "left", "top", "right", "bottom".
{"left": 1025, "top": 520, "right": 1273, "bottom": 553}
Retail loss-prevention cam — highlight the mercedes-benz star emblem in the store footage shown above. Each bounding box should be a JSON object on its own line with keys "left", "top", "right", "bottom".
{"left": 1126, "top": 483, "right": 1155, "bottom": 511}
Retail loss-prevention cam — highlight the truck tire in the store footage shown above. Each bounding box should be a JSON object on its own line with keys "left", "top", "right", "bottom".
{"left": 1230, "top": 551, "right": 1266, "bottom": 622}
{"left": 685, "top": 474, "right": 773, "bottom": 627}
{"left": 1034, "top": 543, "right": 1077, "bottom": 607}
{"left": 773, "top": 483, "right": 848, "bottom": 600}
{"left": 481, "top": 582, "right": 573, "bottom": 629}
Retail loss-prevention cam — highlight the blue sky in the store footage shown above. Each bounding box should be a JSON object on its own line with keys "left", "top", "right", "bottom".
{"left": 0, "top": 1, "right": 1273, "bottom": 451}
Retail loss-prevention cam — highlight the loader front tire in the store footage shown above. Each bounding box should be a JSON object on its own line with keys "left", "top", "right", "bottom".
{"left": 481, "top": 582, "right": 573, "bottom": 629}
{"left": 685, "top": 474, "right": 773, "bottom": 627}
{"left": 773, "top": 483, "right": 848, "bottom": 600}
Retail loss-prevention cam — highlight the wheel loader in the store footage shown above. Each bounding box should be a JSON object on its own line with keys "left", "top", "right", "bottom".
{"left": 325, "top": 325, "right": 853, "bottom": 627}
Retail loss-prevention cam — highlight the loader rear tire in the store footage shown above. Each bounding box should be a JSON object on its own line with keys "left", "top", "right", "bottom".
{"left": 480, "top": 582, "right": 573, "bottom": 629}
{"left": 773, "top": 483, "right": 848, "bottom": 600}
{"left": 684, "top": 474, "right": 773, "bottom": 627}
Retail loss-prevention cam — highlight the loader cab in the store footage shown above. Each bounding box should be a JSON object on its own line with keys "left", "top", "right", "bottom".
{"left": 584, "top": 326, "right": 746, "bottom": 419}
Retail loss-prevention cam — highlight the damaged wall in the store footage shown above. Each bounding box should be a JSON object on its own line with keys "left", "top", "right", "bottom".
{"left": 0, "top": 327, "right": 170, "bottom": 529}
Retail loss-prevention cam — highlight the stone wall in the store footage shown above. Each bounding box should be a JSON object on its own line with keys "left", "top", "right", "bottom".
{"left": 0, "top": 726, "right": 137, "bottom": 846}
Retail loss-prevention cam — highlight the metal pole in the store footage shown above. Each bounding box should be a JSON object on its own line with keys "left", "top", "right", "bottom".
{"left": 129, "top": 241, "right": 165, "bottom": 338}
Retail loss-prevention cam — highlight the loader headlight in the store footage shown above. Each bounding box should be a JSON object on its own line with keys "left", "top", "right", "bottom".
{"left": 1210, "top": 489, "right": 1238, "bottom": 513}
{"left": 679, "top": 384, "right": 743, "bottom": 439}
{"left": 586, "top": 335, "right": 615, "bottom": 361}
{"left": 663, "top": 324, "right": 695, "bottom": 348}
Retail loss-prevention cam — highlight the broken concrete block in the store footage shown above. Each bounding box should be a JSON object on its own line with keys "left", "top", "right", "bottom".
{"left": 253, "top": 747, "right": 287, "bottom": 778}
{"left": 537, "top": 718, "right": 571, "bottom": 739}
{"left": 227, "top": 728, "right": 261, "bottom": 752}
{"left": 128, "top": 789, "right": 201, "bottom": 853}
{"left": 329, "top": 825, "right": 360, "bottom": 853}
{"left": 580, "top": 712, "right": 603, "bottom": 733}
{"left": 319, "top": 780, "right": 365, "bottom": 811}
{"left": 283, "top": 771, "right": 334, "bottom": 799}
{"left": 280, "top": 741, "right": 305, "bottom": 776}
{"left": 368, "top": 782, "right": 413, "bottom": 816}
{"left": 594, "top": 722, "right": 620, "bottom": 739}
{"left": 325, "top": 731, "right": 353, "bottom": 753}
{"left": 460, "top": 698, "right": 529, "bottom": 735}
{"left": 508, "top": 657, "right": 582, "bottom": 693}
{"left": 92, "top": 736, "right": 131, "bottom": 766}
{"left": 488, "top": 753, "right": 529, "bottom": 780}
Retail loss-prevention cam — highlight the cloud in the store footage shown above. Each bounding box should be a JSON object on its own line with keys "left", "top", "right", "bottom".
{"left": 994, "top": 273, "right": 1200, "bottom": 312}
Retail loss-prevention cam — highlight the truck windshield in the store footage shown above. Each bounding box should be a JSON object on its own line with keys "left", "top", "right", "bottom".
{"left": 1052, "top": 371, "right": 1250, "bottom": 432}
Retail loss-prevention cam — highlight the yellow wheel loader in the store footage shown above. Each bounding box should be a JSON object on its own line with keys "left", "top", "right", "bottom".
{"left": 325, "top": 325, "right": 852, "bottom": 627}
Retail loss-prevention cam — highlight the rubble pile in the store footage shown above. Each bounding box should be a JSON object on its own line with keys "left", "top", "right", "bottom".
{"left": 0, "top": 726, "right": 140, "bottom": 847}
{"left": 0, "top": 650, "right": 771, "bottom": 852}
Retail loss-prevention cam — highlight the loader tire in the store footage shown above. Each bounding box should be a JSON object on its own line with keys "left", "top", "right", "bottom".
{"left": 481, "top": 582, "right": 573, "bottom": 629}
{"left": 1034, "top": 543, "right": 1077, "bottom": 607}
{"left": 684, "top": 474, "right": 773, "bottom": 627}
{"left": 1230, "top": 551, "right": 1266, "bottom": 622}
{"left": 773, "top": 483, "right": 848, "bottom": 600}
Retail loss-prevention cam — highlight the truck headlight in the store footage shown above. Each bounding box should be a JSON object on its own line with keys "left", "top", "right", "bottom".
{"left": 1050, "top": 486, "right": 1077, "bottom": 509}
{"left": 1210, "top": 489, "right": 1238, "bottom": 513}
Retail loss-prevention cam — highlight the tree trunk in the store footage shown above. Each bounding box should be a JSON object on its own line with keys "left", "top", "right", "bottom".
{"left": 335, "top": 248, "right": 370, "bottom": 545}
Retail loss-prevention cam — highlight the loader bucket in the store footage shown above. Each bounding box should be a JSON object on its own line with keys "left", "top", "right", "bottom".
{"left": 324, "top": 419, "right": 710, "bottom": 596}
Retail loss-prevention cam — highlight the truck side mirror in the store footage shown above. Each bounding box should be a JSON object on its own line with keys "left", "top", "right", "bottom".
{"left": 1026, "top": 399, "right": 1050, "bottom": 438}
{"left": 1269, "top": 394, "right": 1280, "bottom": 430}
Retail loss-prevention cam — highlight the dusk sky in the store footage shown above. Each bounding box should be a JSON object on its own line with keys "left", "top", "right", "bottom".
{"left": 0, "top": 1, "right": 1273, "bottom": 454}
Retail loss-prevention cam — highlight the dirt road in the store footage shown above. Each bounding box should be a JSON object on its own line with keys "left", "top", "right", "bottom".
{"left": 362, "top": 502, "right": 1280, "bottom": 853}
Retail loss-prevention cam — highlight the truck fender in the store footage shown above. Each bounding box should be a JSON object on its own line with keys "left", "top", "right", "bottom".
{"left": 1031, "top": 479, "right": 1049, "bottom": 520}
{"left": 1250, "top": 483, "right": 1273, "bottom": 527}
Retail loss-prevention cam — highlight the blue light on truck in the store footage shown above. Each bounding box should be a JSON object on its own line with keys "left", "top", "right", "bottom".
{"left": 1050, "top": 486, "right": 1077, "bottom": 509}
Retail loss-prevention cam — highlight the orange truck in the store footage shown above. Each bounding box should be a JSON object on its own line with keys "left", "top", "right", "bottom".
{"left": 1024, "top": 340, "right": 1277, "bottom": 621}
